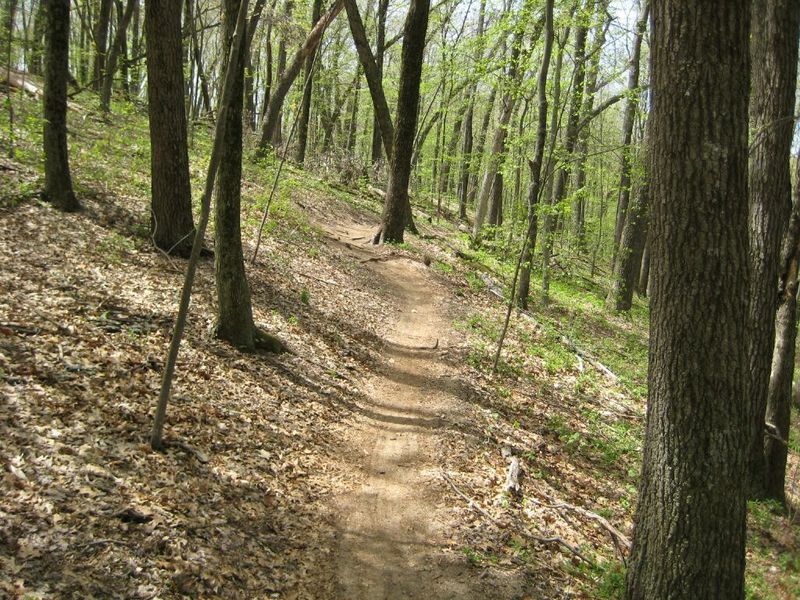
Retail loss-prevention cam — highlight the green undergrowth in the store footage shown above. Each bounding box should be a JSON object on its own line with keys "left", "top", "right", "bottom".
{"left": 3, "top": 85, "right": 798, "bottom": 600}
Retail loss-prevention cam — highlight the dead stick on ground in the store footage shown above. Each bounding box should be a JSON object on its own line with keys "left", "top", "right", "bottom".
{"left": 441, "top": 471, "right": 594, "bottom": 565}
{"left": 531, "top": 495, "right": 631, "bottom": 564}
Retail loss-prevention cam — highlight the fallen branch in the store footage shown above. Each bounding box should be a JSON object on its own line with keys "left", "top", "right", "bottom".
{"left": 561, "top": 335, "right": 618, "bottom": 382}
{"left": 164, "top": 439, "right": 209, "bottom": 464}
{"left": 531, "top": 493, "right": 631, "bottom": 564}
{"left": 294, "top": 271, "right": 338, "bottom": 286}
{"left": 441, "top": 471, "right": 594, "bottom": 565}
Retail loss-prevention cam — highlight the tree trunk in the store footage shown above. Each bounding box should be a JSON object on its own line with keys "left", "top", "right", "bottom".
{"left": 610, "top": 0, "right": 648, "bottom": 271}
{"left": 344, "top": 0, "right": 393, "bottom": 161}
{"left": 744, "top": 0, "right": 800, "bottom": 498}
{"left": 572, "top": 0, "right": 610, "bottom": 247}
{"left": 547, "top": 0, "right": 590, "bottom": 230}
{"left": 295, "top": 0, "right": 323, "bottom": 164}
{"left": 637, "top": 234, "right": 650, "bottom": 296}
{"left": 129, "top": 0, "right": 140, "bottom": 96}
{"left": 100, "top": 0, "right": 138, "bottom": 112}
{"left": 30, "top": 0, "right": 46, "bottom": 75}
{"left": 437, "top": 99, "right": 467, "bottom": 197}
{"left": 43, "top": 0, "right": 78, "bottom": 211}
{"left": 608, "top": 130, "right": 648, "bottom": 311}
{"left": 764, "top": 161, "right": 800, "bottom": 503}
{"left": 468, "top": 86, "right": 496, "bottom": 207}
{"left": 370, "top": 0, "right": 388, "bottom": 166}
{"left": 457, "top": 104, "right": 473, "bottom": 220}
{"left": 540, "top": 23, "right": 567, "bottom": 304}
{"left": 92, "top": 0, "right": 113, "bottom": 90}
{"left": 456, "top": 0, "right": 486, "bottom": 220}
{"left": 517, "top": 0, "right": 554, "bottom": 310}
{"left": 186, "top": 0, "right": 212, "bottom": 118}
{"left": 215, "top": 0, "right": 257, "bottom": 349}
{"left": 146, "top": 0, "right": 195, "bottom": 256}
{"left": 373, "top": 0, "right": 430, "bottom": 244}
{"left": 472, "top": 30, "right": 523, "bottom": 239}
{"left": 624, "top": 1, "right": 751, "bottom": 598}
{"left": 271, "top": 0, "right": 293, "bottom": 146}
{"left": 346, "top": 65, "right": 361, "bottom": 153}
{"left": 257, "top": 0, "right": 344, "bottom": 154}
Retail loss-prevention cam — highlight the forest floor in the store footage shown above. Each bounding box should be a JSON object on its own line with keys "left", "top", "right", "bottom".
{"left": 1, "top": 87, "right": 799, "bottom": 599}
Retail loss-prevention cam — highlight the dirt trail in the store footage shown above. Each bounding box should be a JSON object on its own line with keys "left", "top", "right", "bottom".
{"left": 325, "top": 223, "right": 525, "bottom": 599}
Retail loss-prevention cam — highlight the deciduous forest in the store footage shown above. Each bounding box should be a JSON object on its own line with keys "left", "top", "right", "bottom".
{"left": 1, "top": 0, "right": 799, "bottom": 598}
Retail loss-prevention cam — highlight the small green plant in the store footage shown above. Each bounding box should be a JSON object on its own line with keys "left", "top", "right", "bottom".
{"left": 461, "top": 546, "right": 484, "bottom": 566}
{"left": 300, "top": 288, "right": 310, "bottom": 305}
{"left": 594, "top": 562, "right": 626, "bottom": 599}
{"left": 464, "top": 271, "right": 486, "bottom": 292}
{"left": 433, "top": 260, "right": 453, "bottom": 273}
{"left": 98, "top": 232, "right": 135, "bottom": 263}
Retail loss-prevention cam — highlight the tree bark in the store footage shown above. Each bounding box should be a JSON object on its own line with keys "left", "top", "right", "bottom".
{"left": 624, "top": 1, "right": 751, "bottom": 598}
{"left": 146, "top": 0, "right": 195, "bottom": 256}
{"left": 456, "top": 0, "right": 486, "bottom": 220}
{"left": 744, "top": 0, "right": 800, "bottom": 498}
{"left": 370, "top": 0, "right": 388, "bottom": 166}
{"left": 92, "top": 0, "right": 113, "bottom": 90}
{"left": 295, "top": 0, "right": 323, "bottom": 164}
{"left": 43, "top": 0, "right": 78, "bottom": 211}
{"left": 517, "top": 0, "right": 554, "bottom": 310}
{"left": 572, "top": 0, "right": 610, "bottom": 246}
{"left": 373, "top": 0, "right": 430, "bottom": 244}
{"left": 610, "top": 0, "right": 648, "bottom": 271}
{"left": 472, "top": 28, "right": 525, "bottom": 239}
{"left": 257, "top": 0, "right": 344, "bottom": 153}
{"left": 100, "top": 0, "right": 138, "bottom": 112}
{"left": 343, "top": 0, "right": 393, "bottom": 161}
{"left": 215, "top": 0, "right": 256, "bottom": 349}
{"left": 608, "top": 129, "right": 648, "bottom": 311}
{"left": 29, "top": 0, "right": 46, "bottom": 75}
{"left": 764, "top": 157, "right": 800, "bottom": 503}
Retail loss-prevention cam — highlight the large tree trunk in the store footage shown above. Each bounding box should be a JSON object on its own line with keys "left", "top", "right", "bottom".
{"left": 373, "top": 0, "right": 430, "bottom": 244}
{"left": 624, "top": 1, "right": 751, "bottom": 598}
{"left": 215, "top": 0, "right": 257, "bottom": 349}
{"left": 343, "top": 0, "right": 393, "bottom": 161}
{"left": 517, "top": 0, "right": 554, "bottom": 310}
{"left": 257, "top": 0, "right": 343, "bottom": 154}
{"left": 43, "top": 0, "right": 78, "bottom": 211}
{"left": 744, "top": 0, "right": 800, "bottom": 499}
{"left": 609, "top": 0, "right": 648, "bottom": 271}
{"left": 295, "top": 0, "right": 323, "bottom": 164}
{"left": 146, "top": 0, "right": 195, "bottom": 256}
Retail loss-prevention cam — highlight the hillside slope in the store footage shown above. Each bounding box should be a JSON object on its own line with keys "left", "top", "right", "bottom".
{"left": 1, "top": 89, "right": 798, "bottom": 599}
